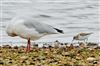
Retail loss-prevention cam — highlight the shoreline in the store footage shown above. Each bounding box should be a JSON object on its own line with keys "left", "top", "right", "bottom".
{"left": 0, "top": 42, "right": 100, "bottom": 48}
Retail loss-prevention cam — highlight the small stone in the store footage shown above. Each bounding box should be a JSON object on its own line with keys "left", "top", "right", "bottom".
{"left": 0, "top": 58, "right": 3, "bottom": 61}
{"left": 9, "top": 61, "right": 13, "bottom": 63}
{"left": 62, "top": 52, "right": 70, "bottom": 56}
{"left": 93, "top": 61, "right": 98, "bottom": 64}
{"left": 76, "top": 56, "right": 81, "bottom": 60}
{"left": 20, "top": 56, "right": 28, "bottom": 59}
{"left": 30, "top": 62, "right": 35, "bottom": 65}
{"left": 87, "top": 57, "right": 96, "bottom": 62}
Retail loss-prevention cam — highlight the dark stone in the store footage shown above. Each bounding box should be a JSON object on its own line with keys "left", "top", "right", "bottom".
{"left": 87, "top": 43, "right": 98, "bottom": 46}
{"left": 22, "top": 61, "right": 26, "bottom": 63}
{"left": 41, "top": 58, "right": 45, "bottom": 60}
{"left": 65, "top": 43, "right": 68, "bottom": 45}
{"left": 94, "top": 46, "right": 100, "bottom": 50}
{"left": 49, "top": 61, "right": 53, "bottom": 63}
{"left": 33, "top": 44, "right": 38, "bottom": 47}
{"left": 64, "top": 64, "right": 72, "bottom": 66}
{"left": 18, "top": 51, "right": 23, "bottom": 53}
{"left": 9, "top": 61, "right": 12, "bottom": 63}
{"left": 30, "top": 62, "right": 35, "bottom": 65}
{"left": 0, "top": 51, "right": 2, "bottom": 53}
{"left": 32, "top": 58, "right": 34, "bottom": 60}
{"left": 13, "top": 46, "right": 18, "bottom": 49}
{"left": 37, "top": 65, "right": 41, "bottom": 66}
{"left": 48, "top": 45, "right": 53, "bottom": 48}
{"left": 0, "top": 61, "right": 4, "bottom": 65}
{"left": 2, "top": 45, "right": 12, "bottom": 49}
{"left": 53, "top": 60, "right": 58, "bottom": 63}
{"left": 93, "top": 61, "right": 98, "bottom": 64}
{"left": 9, "top": 59, "right": 12, "bottom": 60}
{"left": 37, "top": 58, "right": 41, "bottom": 61}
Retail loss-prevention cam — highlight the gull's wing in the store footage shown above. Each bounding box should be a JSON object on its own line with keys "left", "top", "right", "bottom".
{"left": 23, "top": 19, "right": 63, "bottom": 34}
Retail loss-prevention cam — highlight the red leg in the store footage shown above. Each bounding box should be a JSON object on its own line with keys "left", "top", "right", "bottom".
{"left": 28, "top": 38, "right": 31, "bottom": 51}
{"left": 26, "top": 38, "right": 31, "bottom": 52}
{"left": 26, "top": 41, "right": 28, "bottom": 52}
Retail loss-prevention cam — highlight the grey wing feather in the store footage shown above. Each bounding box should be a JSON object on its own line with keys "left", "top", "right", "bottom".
{"left": 23, "top": 20, "right": 57, "bottom": 34}
{"left": 80, "top": 33, "right": 93, "bottom": 36}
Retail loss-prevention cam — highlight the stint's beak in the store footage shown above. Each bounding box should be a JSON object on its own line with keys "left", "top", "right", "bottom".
{"left": 71, "top": 39, "right": 74, "bottom": 44}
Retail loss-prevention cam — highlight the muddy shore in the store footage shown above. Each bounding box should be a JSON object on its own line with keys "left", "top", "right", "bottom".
{"left": 0, "top": 42, "right": 100, "bottom": 66}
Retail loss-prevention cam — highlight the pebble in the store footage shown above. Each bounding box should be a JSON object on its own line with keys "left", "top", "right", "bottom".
{"left": 87, "top": 57, "right": 96, "bottom": 62}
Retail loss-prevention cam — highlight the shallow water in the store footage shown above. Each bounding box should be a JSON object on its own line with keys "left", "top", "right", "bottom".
{"left": 0, "top": 0, "right": 100, "bottom": 46}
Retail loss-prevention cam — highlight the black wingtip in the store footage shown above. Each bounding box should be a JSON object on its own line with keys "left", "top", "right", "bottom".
{"left": 54, "top": 28, "right": 64, "bottom": 33}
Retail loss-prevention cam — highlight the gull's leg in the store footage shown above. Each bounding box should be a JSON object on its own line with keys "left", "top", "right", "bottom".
{"left": 26, "top": 40, "right": 28, "bottom": 52}
{"left": 28, "top": 38, "right": 31, "bottom": 52}
{"left": 28, "top": 38, "right": 31, "bottom": 51}
{"left": 26, "top": 38, "right": 31, "bottom": 52}
{"left": 26, "top": 40, "right": 29, "bottom": 52}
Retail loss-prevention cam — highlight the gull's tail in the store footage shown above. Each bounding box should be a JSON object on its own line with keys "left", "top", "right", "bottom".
{"left": 54, "top": 28, "right": 64, "bottom": 34}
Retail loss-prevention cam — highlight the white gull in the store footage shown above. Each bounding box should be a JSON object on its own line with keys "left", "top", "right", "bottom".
{"left": 6, "top": 16, "right": 64, "bottom": 52}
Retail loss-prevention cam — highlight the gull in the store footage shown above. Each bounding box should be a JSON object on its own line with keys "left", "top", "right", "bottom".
{"left": 72, "top": 32, "right": 93, "bottom": 43}
{"left": 6, "top": 17, "right": 64, "bottom": 52}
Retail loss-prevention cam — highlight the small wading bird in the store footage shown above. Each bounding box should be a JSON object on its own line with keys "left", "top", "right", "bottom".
{"left": 6, "top": 17, "right": 64, "bottom": 52}
{"left": 72, "top": 32, "right": 93, "bottom": 43}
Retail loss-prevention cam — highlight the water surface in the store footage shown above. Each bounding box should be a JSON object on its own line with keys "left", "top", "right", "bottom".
{"left": 0, "top": 0, "right": 99, "bottom": 46}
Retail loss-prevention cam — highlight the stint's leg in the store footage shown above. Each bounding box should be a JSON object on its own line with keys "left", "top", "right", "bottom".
{"left": 85, "top": 38, "right": 88, "bottom": 44}
{"left": 86, "top": 38, "right": 88, "bottom": 42}
{"left": 84, "top": 39, "right": 85, "bottom": 43}
{"left": 78, "top": 41, "right": 80, "bottom": 44}
{"left": 71, "top": 39, "right": 74, "bottom": 44}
